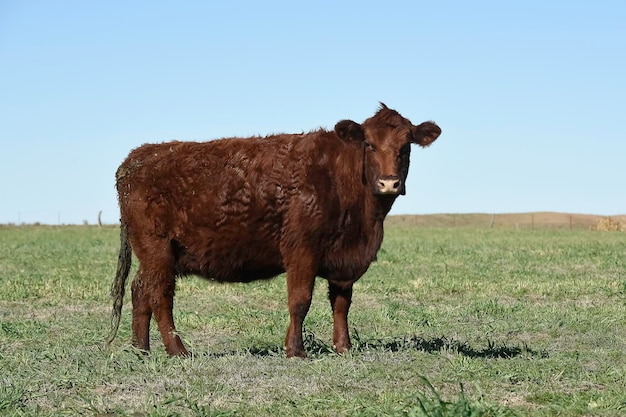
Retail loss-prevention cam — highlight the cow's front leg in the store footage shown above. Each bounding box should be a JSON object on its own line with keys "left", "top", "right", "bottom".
{"left": 284, "top": 259, "right": 316, "bottom": 358}
{"left": 329, "top": 281, "right": 353, "bottom": 354}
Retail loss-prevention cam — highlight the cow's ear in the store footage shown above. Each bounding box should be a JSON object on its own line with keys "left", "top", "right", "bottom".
{"left": 334, "top": 120, "right": 365, "bottom": 143}
{"left": 410, "top": 121, "right": 441, "bottom": 147}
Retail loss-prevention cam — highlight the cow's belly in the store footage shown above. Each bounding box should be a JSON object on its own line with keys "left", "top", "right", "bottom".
{"left": 173, "top": 230, "right": 284, "bottom": 282}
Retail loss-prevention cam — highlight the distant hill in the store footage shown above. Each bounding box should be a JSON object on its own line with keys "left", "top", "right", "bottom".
{"left": 386, "top": 212, "right": 626, "bottom": 230}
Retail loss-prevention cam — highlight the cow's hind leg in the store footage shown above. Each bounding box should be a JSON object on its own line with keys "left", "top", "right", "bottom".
{"left": 329, "top": 281, "right": 353, "bottom": 354}
{"left": 131, "top": 268, "right": 152, "bottom": 353}
{"left": 150, "top": 272, "right": 189, "bottom": 357}
{"left": 284, "top": 252, "right": 316, "bottom": 358}
{"left": 133, "top": 258, "right": 189, "bottom": 357}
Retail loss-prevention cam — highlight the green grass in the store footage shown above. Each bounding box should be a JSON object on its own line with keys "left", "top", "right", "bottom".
{"left": 1, "top": 223, "right": 625, "bottom": 416}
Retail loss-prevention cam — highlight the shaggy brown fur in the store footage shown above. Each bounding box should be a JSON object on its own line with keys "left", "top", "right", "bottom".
{"left": 107, "top": 103, "right": 441, "bottom": 357}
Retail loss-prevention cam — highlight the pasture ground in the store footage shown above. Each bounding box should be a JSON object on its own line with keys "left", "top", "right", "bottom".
{"left": 0, "top": 215, "right": 625, "bottom": 416}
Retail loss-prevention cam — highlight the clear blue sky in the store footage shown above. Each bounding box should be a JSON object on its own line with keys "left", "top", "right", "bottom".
{"left": 1, "top": 1, "right": 625, "bottom": 224}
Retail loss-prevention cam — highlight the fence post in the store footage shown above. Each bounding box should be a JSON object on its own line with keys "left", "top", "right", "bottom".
{"left": 570, "top": 215, "right": 573, "bottom": 230}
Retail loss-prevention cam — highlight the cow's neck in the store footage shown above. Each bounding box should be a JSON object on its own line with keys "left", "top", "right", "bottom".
{"left": 366, "top": 193, "right": 397, "bottom": 224}
{"left": 376, "top": 195, "right": 396, "bottom": 218}
{"left": 359, "top": 193, "right": 397, "bottom": 247}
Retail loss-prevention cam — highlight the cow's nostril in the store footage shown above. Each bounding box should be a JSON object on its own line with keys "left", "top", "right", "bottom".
{"left": 393, "top": 181, "right": 400, "bottom": 189}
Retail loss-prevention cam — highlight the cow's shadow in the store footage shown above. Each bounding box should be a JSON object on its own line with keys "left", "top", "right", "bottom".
{"left": 202, "top": 329, "right": 547, "bottom": 359}
{"left": 350, "top": 333, "right": 547, "bottom": 359}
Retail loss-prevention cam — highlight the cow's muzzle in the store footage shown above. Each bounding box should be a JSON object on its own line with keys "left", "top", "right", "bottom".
{"left": 376, "top": 176, "right": 401, "bottom": 195}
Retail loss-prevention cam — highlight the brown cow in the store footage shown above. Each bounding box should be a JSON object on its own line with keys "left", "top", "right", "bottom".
{"left": 107, "top": 103, "right": 441, "bottom": 358}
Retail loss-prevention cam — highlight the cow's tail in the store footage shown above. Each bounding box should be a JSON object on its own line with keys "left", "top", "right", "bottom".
{"left": 106, "top": 222, "right": 132, "bottom": 350}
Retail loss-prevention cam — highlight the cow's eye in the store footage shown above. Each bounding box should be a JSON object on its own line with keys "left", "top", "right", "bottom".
{"left": 364, "top": 142, "right": 376, "bottom": 152}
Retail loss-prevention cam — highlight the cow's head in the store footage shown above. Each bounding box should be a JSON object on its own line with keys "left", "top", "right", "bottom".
{"left": 335, "top": 103, "right": 441, "bottom": 196}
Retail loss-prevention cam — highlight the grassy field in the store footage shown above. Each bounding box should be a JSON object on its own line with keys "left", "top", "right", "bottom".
{"left": 1, "top": 219, "right": 625, "bottom": 416}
